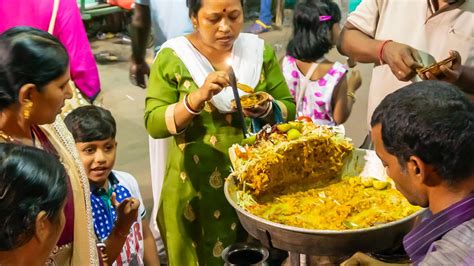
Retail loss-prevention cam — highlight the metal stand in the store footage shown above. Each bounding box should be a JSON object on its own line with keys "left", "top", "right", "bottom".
{"left": 289, "top": 253, "right": 347, "bottom": 266}
{"left": 289, "top": 252, "right": 301, "bottom": 266}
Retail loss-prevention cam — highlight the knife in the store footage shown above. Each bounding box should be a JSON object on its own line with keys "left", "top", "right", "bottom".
{"left": 228, "top": 66, "right": 247, "bottom": 138}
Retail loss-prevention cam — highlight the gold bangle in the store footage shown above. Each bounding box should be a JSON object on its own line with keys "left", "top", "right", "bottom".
{"left": 347, "top": 91, "right": 357, "bottom": 102}
{"left": 187, "top": 92, "right": 204, "bottom": 111}
{"left": 260, "top": 101, "right": 273, "bottom": 119}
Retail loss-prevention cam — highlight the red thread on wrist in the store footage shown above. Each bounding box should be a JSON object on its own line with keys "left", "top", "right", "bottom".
{"left": 378, "top": 40, "right": 393, "bottom": 65}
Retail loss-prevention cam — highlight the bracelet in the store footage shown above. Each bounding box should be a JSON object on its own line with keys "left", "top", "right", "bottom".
{"left": 260, "top": 101, "right": 273, "bottom": 119}
{"left": 347, "top": 91, "right": 357, "bottom": 102}
{"left": 183, "top": 94, "right": 202, "bottom": 115}
{"left": 377, "top": 40, "right": 393, "bottom": 65}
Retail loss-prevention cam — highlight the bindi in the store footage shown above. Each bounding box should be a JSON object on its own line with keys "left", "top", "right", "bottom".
{"left": 223, "top": 8, "right": 226, "bottom": 12}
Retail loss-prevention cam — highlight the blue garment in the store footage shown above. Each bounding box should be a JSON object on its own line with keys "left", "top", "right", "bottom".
{"left": 348, "top": 0, "right": 363, "bottom": 13}
{"left": 90, "top": 172, "right": 133, "bottom": 241}
{"left": 259, "top": 0, "right": 273, "bottom": 25}
{"left": 135, "top": 0, "right": 193, "bottom": 52}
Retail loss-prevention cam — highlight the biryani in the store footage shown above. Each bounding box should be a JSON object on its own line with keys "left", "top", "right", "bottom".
{"left": 228, "top": 122, "right": 421, "bottom": 230}
{"left": 230, "top": 91, "right": 270, "bottom": 109}
{"left": 242, "top": 176, "right": 421, "bottom": 230}
{"left": 229, "top": 122, "right": 353, "bottom": 199}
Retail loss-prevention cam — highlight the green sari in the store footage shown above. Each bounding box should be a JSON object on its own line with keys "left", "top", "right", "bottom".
{"left": 145, "top": 40, "right": 295, "bottom": 266}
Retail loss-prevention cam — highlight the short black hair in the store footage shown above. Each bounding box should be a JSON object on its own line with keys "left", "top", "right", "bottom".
{"left": 64, "top": 105, "right": 117, "bottom": 143}
{"left": 371, "top": 81, "right": 474, "bottom": 184}
{"left": 286, "top": 0, "right": 341, "bottom": 62}
{"left": 0, "top": 26, "right": 69, "bottom": 111}
{"left": 0, "top": 143, "right": 67, "bottom": 250}
{"left": 186, "top": 0, "right": 243, "bottom": 17}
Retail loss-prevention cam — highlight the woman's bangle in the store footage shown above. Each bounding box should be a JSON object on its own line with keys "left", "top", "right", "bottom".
{"left": 260, "top": 101, "right": 273, "bottom": 119}
{"left": 347, "top": 91, "right": 357, "bottom": 102}
{"left": 183, "top": 94, "right": 202, "bottom": 115}
{"left": 377, "top": 40, "right": 392, "bottom": 65}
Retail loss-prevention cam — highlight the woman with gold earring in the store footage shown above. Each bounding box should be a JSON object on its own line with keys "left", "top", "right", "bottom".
{"left": 22, "top": 100, "right": 33, "bottom": 120}
{"left": 0, "top": 27, "right": 99, "bottom": 265}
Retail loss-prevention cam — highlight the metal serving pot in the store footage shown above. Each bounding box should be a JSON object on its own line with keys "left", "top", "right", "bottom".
{"left": 224, "top": 149, "right": 427, "bottom": 258}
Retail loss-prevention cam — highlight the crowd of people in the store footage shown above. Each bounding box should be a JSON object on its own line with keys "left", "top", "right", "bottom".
{"left": 0, "top": 0, "right": 473, "bottom": 265}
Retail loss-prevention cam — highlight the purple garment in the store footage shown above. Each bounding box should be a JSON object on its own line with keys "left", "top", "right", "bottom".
{"left": 32, "top": 125, "right": 74, "bottom": 246}
{"left": 0, "top": 0, "right": 101, "bottom": 100}
{"left": 57, "top": 175, "right": 74, "bottom": 246}
{"left": 403, "top": 194, "right": 474, "bottom": 265}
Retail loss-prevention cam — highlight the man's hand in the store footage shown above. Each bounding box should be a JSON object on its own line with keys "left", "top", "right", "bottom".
{"left": 341, "top": 252, "right": 405, "bottom": 266}
{"left": 421, "top": 50, "right": 462, "bottom": 84}
{"left": 130, "top": 2, "right": 151, "bottom": 89}
{"left": 130, "top": 61, "right": 150, "bottom": 89}
{"left": 382, "top": 41, "right": 423, "bottom": 82}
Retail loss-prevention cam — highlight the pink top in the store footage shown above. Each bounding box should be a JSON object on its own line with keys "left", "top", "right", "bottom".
{"left": 0, "top": 0, "right": 101, "bottom": 100}
{"left": 282, "top": 55, "right": 348, "bottom": 125}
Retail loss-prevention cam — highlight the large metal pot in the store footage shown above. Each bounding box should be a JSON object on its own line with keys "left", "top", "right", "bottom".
{"left": 224, "top": 149, "right": 427, "bottom": 258}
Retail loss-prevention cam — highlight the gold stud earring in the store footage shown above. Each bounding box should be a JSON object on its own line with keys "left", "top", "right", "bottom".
{"left": 193, "top": 24, "right": 197, "bottom": 31}
{"left": 23, "top": 100, "right": 33, "bottom": 120}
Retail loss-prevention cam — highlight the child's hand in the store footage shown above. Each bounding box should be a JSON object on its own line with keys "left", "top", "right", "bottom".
{"left": 111, "top": 192, "right": 140, "bottom": 235}
{"left": 348, "top": 70, "right": 362, "bottom": 92}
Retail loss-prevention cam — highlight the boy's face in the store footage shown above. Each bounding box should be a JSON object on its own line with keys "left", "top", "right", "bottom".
{"left": 76, "top": 137, "right": 117, "bottom": 187}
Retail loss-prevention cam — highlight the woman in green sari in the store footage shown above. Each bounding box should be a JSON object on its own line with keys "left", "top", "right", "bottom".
{"left": 144, "top": 0, "right": 295, "bottom": 264}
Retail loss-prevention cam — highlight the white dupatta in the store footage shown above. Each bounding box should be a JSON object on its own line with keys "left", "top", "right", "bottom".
{"left": 158, "top": 33, "right": 265, "bottom": 113}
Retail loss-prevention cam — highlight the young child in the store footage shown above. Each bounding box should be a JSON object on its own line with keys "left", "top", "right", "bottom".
{"left": 64, "top": 106, "right": 159, "bottom": 266}
{"left": 282, "top": 0, "right": 362, "bottom": 125}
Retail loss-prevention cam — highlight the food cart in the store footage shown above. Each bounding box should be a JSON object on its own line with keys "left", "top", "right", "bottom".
{"left": 78, "top": 0, "right": 123, "bottom": 20}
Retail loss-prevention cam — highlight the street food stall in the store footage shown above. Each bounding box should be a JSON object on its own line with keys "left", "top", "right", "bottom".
{"left": 225, "top": 122, "right": 426, "bottom": 265}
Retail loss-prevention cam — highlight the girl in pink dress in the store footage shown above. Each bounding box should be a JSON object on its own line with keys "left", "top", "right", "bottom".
{"left": 282, "top": 0, "right": 361, "bottom": 125}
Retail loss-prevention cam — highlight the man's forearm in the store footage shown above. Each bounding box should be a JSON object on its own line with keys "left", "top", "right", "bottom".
{"left": 338, "top": 23, "right": 382, "bottom": 64}
{"left": 457, "top": 65, "right": 474, "bottom": 94}
{"left": 131, "top": 4, "right": 151, "bottom": 64}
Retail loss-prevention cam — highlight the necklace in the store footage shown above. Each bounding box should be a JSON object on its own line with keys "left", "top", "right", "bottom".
{"left": 0, "top": 130, "right": 15, "bottom": 142}
{"left": 0, "top": 128, "right": 36, "bottom": 146}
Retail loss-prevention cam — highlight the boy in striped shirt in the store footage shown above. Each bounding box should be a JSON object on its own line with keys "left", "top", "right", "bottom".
{"left": 65, "top": 106, "right": 160, "bottom": 265}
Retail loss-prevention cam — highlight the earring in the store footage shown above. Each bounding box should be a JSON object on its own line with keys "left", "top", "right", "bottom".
{"left": 23, "top": 100, "right": 33, "bottom": 120}
{"left": 193, "top": 24, "right": 197, "bottom": 31}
